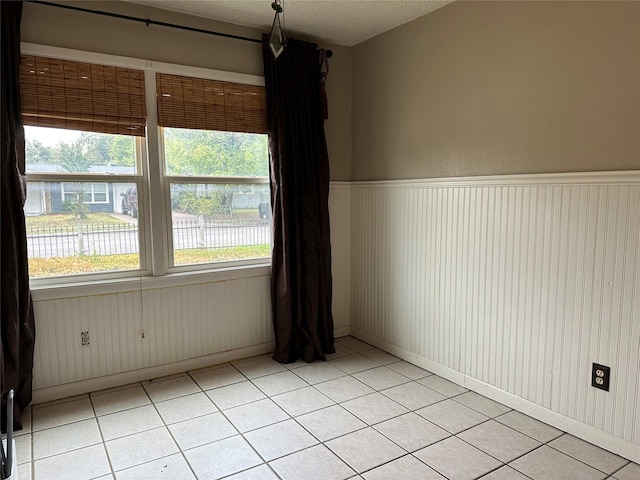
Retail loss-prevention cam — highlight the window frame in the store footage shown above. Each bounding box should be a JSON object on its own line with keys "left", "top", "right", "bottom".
{"left": 22, "top": 43, "right": 270, "bottom": 288}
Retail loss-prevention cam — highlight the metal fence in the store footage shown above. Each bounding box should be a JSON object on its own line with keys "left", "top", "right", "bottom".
{"left": 27, "top": 218, "right": 271, "bottom": 258}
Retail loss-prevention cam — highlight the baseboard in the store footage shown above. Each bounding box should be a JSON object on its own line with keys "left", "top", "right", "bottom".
{"left": 350, "top": 327, "right": 640, "bottom": 464}
{"left": 334, "top": 325, "right": 351, "bottom": 338}
{"left": 32, "top": 341, "right": 275, "bottom": 405}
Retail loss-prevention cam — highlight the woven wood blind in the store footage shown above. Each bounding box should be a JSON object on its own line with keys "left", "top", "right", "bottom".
{"left": 20, "top": 55, "right": 146, "bottom": 136}
{"left": 156, "top": 73, "right": 267, "bottom": 134}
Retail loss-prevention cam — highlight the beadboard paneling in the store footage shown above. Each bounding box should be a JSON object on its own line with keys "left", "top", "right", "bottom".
{"left": 31, "top": 182, "right": 352, "bottom": 398}
{"left": 351, "top": 173, "right": 640, "bottom": 453}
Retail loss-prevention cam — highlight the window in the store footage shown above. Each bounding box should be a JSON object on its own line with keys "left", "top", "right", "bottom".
{"left": 156, "top": 73, "right": 270, "bottom": 268}
{"left": 61, "top": 182, "right": 109, "bottom": 204}
{"left": 21, "top": 55, "right": 146, "bottom": 279}
{"left": 22, "top": 51, "right": 270, "bottom": 282}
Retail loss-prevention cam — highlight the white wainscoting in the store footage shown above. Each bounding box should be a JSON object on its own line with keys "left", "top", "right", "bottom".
{"left": 31, "top": 183, "right": 352, "bottom": 403}
{"left": 350, "top": 171, "right": 640, "bottom": 462}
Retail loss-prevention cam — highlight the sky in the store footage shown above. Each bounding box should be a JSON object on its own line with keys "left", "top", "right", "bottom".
{"left": 25, "top": 125, "right": 80, "bottom": 146}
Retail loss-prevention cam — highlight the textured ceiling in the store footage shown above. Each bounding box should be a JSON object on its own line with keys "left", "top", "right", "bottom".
{"left": 126, "top": 0, "right": 453, "bottom": 47}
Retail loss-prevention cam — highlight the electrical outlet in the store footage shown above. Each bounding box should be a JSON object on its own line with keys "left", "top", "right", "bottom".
{"left": 591, "top": 363, "right": 610, "bottom": 391}
{"left": 81, "top": 331, "right": 90, "bottom": 347}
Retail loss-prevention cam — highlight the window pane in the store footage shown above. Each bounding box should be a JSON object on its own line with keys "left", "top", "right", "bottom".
{"left": 25, "top": 126, "right": 137, "bottom": 174}
{"left": 25, "top": 181, "right": 140, "bottom": 278}
{"left": 170, "top": 183, "right": 271, "bottom": 266}
{"left": 164, "top": 128, "right": 268, "bottom": 177}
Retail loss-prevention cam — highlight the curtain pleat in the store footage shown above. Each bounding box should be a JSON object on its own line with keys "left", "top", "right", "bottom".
{"left": 262, "top": 37, "right": 335, "bottom": 363}
{"left": 1, "top": 0, "right": 36, "bottom": 431}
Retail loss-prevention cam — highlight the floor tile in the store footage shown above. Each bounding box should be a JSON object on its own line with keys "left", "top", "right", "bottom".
{"left": 15, "top": 433, "right": 32, "bottom": 464}
{"left": 18, "top": 463, "right": 32, "bottom": 480}
{"left": 32, "top": 397, "right": 95, "bottom": 431}
{"left": 381, "top": 381, "right": 446, "bottom": 410}
{"left": 224, "top": 398, "right": 289, "bottom": 432}
{"left": 206, "top": 380, "right": 266, "bottom": 410}
{"left": 417, "top": 376, "right": 468, "bottom": 397}
{"left": 154, "top": 391, "right": 217, "bottom": 424}
{"left": 363, "top": 455, "right": 446, "bottom": 480}
{"left": 326, "top": 427, "right": 405, "bottom": 473}
{"left": 315, "top": 376, "right": 375, "bottom": 403}
{"left": 458, "top": 420, "right": 541, "bottom": 463}
{"left": 360, "top": 348, "right": 401, "bottom": 365}
{"left": 325, "top": 343, "right": 356, "bottom": 360}
{"left": 341, "top": 392, "right": 408, "bottom": 425}
{"left": 613, "top": 462, "right": 639, "bottom": 480}
{"left": 416, "top": 399, "right": 489, "bottom": 434}
{"left": 295, "top": 405, "right": 367, "bottom": 442}
{"left": 225, "top": 464, "right": 279, "bottom": 479}
{"left": 105, "top": 427, "right": 178, "bottom": 472}
{"left": 98, "top": 404, "right": 163, "bottom": 441}
{"left": 34, "top": 444, "right": 111, "bottom": 480}
{"left": 91, "top": 385, "right": 150, "bottom": 417}
{"left": 184, "top": 435, "right": 262, "bottom": 479}
{"left": 293, "top": 362, "right": 346, "bottom": 384}
{"left": 245, "top": 419, "right": 318, "bottom": 461}
{"left": 415, "top": 436, "right": 502, "bottom": 480}
{"left": 330, "top": 353, "right": 380, "bottom": 374}
{"left": 353, "top": 366, "right": 410, "bottom": 390}
{"left": 190, "top": 364, "right": 245, "bottom": 390}
{"left": 115, "top": 453, "right": 196, "bottom": 479}
{"left": 335, "top": 337, "right": 374, "bottom": 352}
{"left": 142, "top": 374, "right": 201, "bottom": 403}
{"left": 169, "top": 411, "right": 237, "bottom": 450}
{"left": 271, "top": 386, "right": 335, "bottom": 417}
{"left": 481, "top": 466, "right": 530, "bottom": 479}
{"left": 386, "top": 361, "right": 433, "bottom": 380}
{"left": 453, "top": 391, "right": 511, "bottom": 417}
{"left": 270, "top": 444, "right": 355, "bottom": 480}
{"left": 33, "top": 418, "right": 101, "bottom": 460}
{"left": 510, "top": 445, "right": 608, "bottom": 480}
{"left": 374, "top": 412, "right": 450, "bottom": 452}
{"left": 251, "top": 370, "right": 308, "bottom": 396}
{"left": 549, "top": 434, "right": 628, "bottom": 474}
{"left": 233, "top": 355, "right": 287, "bottom": 379}
{"left": 494, "top": 410, "right": 563, "bottom": 443}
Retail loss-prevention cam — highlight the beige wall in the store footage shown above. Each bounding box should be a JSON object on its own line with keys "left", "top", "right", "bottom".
{"left": 21, "top": 1, "right": 351, "bottom": 180}
{"left": 352, "top": 1, "right": 640, "bottom": 180}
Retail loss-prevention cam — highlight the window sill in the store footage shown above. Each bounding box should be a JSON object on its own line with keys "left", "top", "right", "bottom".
{"left": 30, "top": 262, "right": 271, "bottom": 302}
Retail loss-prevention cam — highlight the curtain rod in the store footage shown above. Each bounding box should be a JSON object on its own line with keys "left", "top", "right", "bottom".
{"left": 27, "top": 0, "right": 263, "bottom": 44}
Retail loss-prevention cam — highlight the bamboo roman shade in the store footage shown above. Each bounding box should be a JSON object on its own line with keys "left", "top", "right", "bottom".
{"left": 20, "top": 55, "right": 146, "bottom": 136}
{"left": 156, "top": 73, "right": 267, "bottom": 134}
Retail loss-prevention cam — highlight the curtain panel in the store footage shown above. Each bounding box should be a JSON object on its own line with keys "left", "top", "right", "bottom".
{"left": 1, "top": 0, "right": 36, "bottom": 431}
{"left": 262, "top": 37, "right": 335, "bottom": 363}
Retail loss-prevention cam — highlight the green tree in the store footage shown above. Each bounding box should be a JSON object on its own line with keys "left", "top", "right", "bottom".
{"left": 83, "top": 133, "right": 113, "bottom": 165}
{"left": 110, "top": 136, "right": 136, "bottom": 167}
{"left": 25, "top": 138, "right": 53, "bottom": 164}
{"left": 57, "top": 138, "right": 92, "bottom": 173}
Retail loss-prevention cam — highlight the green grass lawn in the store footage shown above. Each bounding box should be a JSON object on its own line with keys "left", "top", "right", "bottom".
{"left": 28, "top": 245, "right": 270, "bottom": 278}
{"left": 26, "top": 213, "right": 128, "bottom": 229}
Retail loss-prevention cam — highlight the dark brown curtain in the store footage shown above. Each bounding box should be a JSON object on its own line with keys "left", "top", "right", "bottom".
{"left": 1, "top": 0, "right": 36, "bottom": 431}
{"left": 263, "top": 37, "right": 335, "bottom": 363}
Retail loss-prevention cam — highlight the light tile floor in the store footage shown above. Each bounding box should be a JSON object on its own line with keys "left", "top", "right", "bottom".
{"left": 7, "top": 336, "right": 639, "bottom": 480}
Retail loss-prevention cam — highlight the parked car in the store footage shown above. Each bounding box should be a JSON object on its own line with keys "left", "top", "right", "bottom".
{"left": 121, "top": 186, "right": 138, "bottom": 218}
